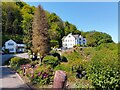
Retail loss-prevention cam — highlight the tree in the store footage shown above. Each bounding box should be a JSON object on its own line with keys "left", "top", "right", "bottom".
{"left": 21, "top": 4, "right": 35, "bottom": 49}
{"left": 85, "top": 31, "right": 113, "bottom": 47}
{"left": 64, "top": 21, "right": 80, "bottom": 35}
{"left": 32, "top": 5, "right": 50, "bottom": 63}
{"left": 46, "top": 12, "right": 64, "bottom": 47}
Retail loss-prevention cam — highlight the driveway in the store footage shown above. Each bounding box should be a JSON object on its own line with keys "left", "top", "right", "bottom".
{"left": 1, "top": 53, "right": 30, "bottom": 89}
{"left": 1, "top": 53, "right": 29, "bottom": 65}
{"left": 0, "top": 66, "right": 29, "bottom": 89}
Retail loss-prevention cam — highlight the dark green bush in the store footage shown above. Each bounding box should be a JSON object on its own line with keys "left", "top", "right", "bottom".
{"left": 4, "top": 49, "right": 9, "bottom": 54}
{"left": 60, "top": 56, "right": 68, "bottom": 62}
{"left": 52, "top": 52, "right": 61, "bottom": 60}
{"left": 10, "top": 57, "right": 31, "bottom": 71}
{"left": 43, "top": 55, "right": 60, "bottom": 68}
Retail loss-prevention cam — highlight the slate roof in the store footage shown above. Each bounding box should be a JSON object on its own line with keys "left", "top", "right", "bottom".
{"left": 62, "top": 33, "right": 85, "bottom": 40}
{"left": 73, "top": 35, "right": 79, "bottom": 39}
{"left": 62, "top": 36, "right": 66, "bottom": 40}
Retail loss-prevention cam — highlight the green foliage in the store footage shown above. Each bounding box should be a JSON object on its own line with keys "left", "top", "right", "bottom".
{"left": 2, "top": 2, "right": 23, "bottom": 35}
{"left": 4, "top": 49, "right": 9, "bottom": 54}
{"left": 21, "top": 4, "right": 35, "bottom": 49}
{"left": 50, "top": 40, "right": 59, "bottom": 47}
{"left": 54, "top": 64, "right": 70, "bottom": 72}
{"left": 86, "top": 46, "right": 120, "bottom": 89}
{"left": 60, "top": 56, "right": 68, "bottom": 62}
{"left": 85, "top": 31, "right": 113, "bottom": 47}
{"left": 31, "top": 65, "right": 54, "bottom": 85}
{"left": 30, "top": 60, "right": 39, "bottom": 67}
{"left": 64, "top": 21, "right": 80, "bottom": 35}
{"left": 10, "top": 57, "right": 31, "bottom": 71}
{"left": 63, "top": 49, "right": 83, "bottom": 61}
{"left": 43, "top": 55, "right": 60, "bottom": 68}
{"left": 52, "top": 52, "right": 61, "bottom": 60}
{"left": 96, "top": 43, "right": 117, "bottom": 51}
{"left": 2, "top": 2, "right": 114, "bottom": 48}
{"left": 47, "top": 13, "right": 64, "bottom": 47}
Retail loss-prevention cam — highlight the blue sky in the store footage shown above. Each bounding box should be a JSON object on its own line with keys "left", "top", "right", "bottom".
{"left": 24, "top": 2, "right": 118, "bottom": 43}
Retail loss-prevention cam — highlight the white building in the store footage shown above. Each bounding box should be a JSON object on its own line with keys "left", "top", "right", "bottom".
{"left": 5, "top": 39, "right": 26, "bottom": 53}
{"left": 62, "top": 33, "right": 87, "bottom": 48}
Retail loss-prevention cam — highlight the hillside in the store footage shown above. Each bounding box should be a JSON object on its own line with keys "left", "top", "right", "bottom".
{"left": 2, "top": 2, "right": 113, "bottom": 48}
{"left": 53, "top": 43, "right": 119, "bottom": 88}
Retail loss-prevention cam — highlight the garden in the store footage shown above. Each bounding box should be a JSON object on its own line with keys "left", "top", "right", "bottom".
{"left": 4, "top": 43, "right": 120, "bottom": 89}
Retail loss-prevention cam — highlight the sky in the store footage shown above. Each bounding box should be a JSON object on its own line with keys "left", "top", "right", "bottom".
{"left": 24, "top": 1, "right": 118, "bottom": 43}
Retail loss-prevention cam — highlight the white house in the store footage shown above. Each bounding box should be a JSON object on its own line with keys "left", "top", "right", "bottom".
{"left": 62, "top": 33, "right": 87, "bottom": 48}
{"left": 5, "top": 39, "right": 26, "bottom": 53}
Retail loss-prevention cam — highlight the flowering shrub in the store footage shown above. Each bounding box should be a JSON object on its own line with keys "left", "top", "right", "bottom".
{"left": 30, "top": 66, "right": 54, "bottom": 85}
{"left": 10, "top": 57, "right": 31, "bottom": 71}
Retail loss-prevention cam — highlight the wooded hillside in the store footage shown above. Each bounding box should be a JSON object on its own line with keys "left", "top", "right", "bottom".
{"left": 2, "top": 2, "right": 113, "bottom": 48}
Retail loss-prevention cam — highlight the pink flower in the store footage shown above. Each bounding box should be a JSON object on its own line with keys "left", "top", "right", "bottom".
{"left": 31, "top": 74, "right": 34, "bottom": 78}
{"left": 37, "top": 72, "right": 41, "bottom": 76}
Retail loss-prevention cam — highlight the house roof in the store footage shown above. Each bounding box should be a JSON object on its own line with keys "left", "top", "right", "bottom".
{"left": 5, "top": 39, "right": 17, "bottom": 44}
{"left": 62, "top": 36, "right": 66, "bottom": 40}
{"left": 5, "top": 39, "right": 25, "bottom": 44}
{"left": 62, "top": 33, "right": 85, "bottom": 40}
{"left": 73, "top": 35, "right": 79, "bottom": 38}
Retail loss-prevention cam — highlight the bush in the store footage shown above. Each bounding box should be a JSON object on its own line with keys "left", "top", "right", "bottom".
{"left": 31, "top": 65, "right": 54, "bottom": 85}
{"left": 4, "top": 49, "right": 9, "bottom": 54}
{"left": 43, "top": 55, "right": 60, "bottom": 68}
{"left": 52, "top": 52, "right": 61, "bottom": 60}
{"left": 60, "top": 56, "right": 68, "bottom": 62}
{"left": 10, "top": 57, "right": 31, "bottom": 71}
{"left": 30, "top": 60, "right": 39, "bottom": 68}
{"left": 86, "top": 51, "right": 120, "bottom": 89}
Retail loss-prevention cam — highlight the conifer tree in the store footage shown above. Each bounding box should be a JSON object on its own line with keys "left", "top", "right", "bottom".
{"left": 32, "top": 5, "right": 50, "bottom": 62}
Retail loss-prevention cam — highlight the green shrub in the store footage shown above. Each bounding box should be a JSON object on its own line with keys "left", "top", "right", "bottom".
{"left": 31, "top": 65, "right": 54, "bottom": 85}
{"left": 52, "top": 52, "right": 61, "bottom": 60}
{"left": 86, "top": 51, "right": 120, "bottom": 89}
{"left": 4, "top": 49, "right": 9, "bottom": 54}
{"left": 54, "top": 64, "right": 70, "bottom": 72}
{"left": 10, "top": 57, "right": 31, "bottom": 71}
{"left": 43, "top": 55, "right": 60, "bottom": 68}
{"left": 30, "top": 60, "right": 39, "bottom": 67}
{"left": 61, "top": 56, "right": 68, "bottom": 62}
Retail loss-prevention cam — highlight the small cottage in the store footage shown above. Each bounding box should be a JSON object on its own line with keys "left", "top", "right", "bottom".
{"left": 4, "top": 39, "right": 26, "bottom": 53}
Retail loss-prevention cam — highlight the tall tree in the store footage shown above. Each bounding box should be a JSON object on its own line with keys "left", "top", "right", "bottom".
{"left": 32, "top": 5, "right": 50, "bottom": 61}
{"left": 21, "top": 4, "right": 35, "bottom": 49}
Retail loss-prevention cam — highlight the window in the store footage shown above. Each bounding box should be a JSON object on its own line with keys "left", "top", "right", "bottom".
{"left": 8, "top": 43, "right": 14, "bottom": 46}
{"left": 9, "top": 48, "right": 14, "bottom": 51}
